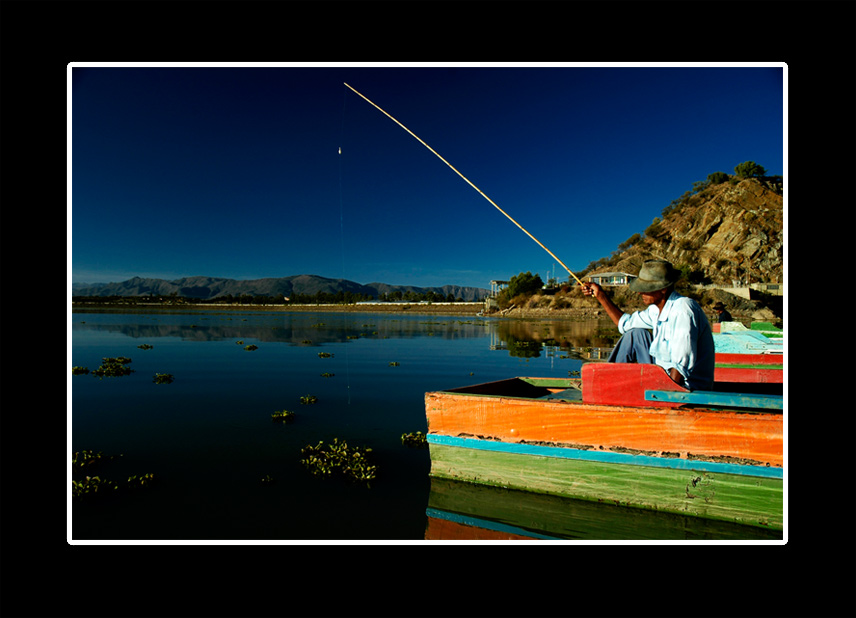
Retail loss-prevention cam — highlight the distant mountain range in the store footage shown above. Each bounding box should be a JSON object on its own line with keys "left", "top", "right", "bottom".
{"left": 71, "top": 274, "right": 490, "bottom": 302}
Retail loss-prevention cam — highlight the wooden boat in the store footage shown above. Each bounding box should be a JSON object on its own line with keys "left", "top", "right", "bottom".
{"left": 424, "top": 353, "right": 784, "bottom": 533}
{"left": 713, "top": 321, "right": 783, "bottom": 356}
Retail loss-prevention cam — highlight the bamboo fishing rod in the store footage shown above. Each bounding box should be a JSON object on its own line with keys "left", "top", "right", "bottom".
{"left": 343, "top": 83, "right": 584, "bottom": 286}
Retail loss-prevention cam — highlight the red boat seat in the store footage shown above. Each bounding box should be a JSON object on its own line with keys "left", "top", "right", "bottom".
{"left": 582, "top": 363, "right": 687, "bottom": 408}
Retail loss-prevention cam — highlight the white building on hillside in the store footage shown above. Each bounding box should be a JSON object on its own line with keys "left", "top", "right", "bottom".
{"left": 585, "top": 272, "right": 637, "bottom": 287}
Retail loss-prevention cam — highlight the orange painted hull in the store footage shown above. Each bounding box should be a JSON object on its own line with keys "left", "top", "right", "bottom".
{"left": 425, "top": 381, "right": 783, "bottom": 468}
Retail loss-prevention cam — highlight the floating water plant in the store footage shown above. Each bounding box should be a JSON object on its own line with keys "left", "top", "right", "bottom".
{"left": 244, "top": 344, "right": 258, "bottom": 351}
{"left": 320, "top": 372, "right": 335, "bottom": 378}
{"left": 271, "top": 409, "right": 295, "bottom": 422}
{"left": 92, "top": 357, "right": 134, "bottom": 378}
{"left": 72, "top": 366, "right": 89, "bottom": 375}
{"left": 389, "top": 361, "right": 400, "bottom": 366}
{"left": 299, "top": 438, "right": 378, "bottom": 486}
{"left": 71, "top": 451, "right": 154, "bottom": 499}
{"left": 300, "top": 394, "right": 318, "bottom": 405}
{"left": 261, "top": 474, "right": 274, "bottom": 484}
{"left": 401, "top": 431, "right": 428, "bottom": 448}
{"left": 318, "top": 352, "right": 333, "bottom": 358}
{"left": 73, "top": 449, "right": 122, "bottom": 468}
{"left": 126, "top": 473, "right": 155, "bottom": 489}
{"left": 153, "top": 373, "right": 175, "bottom": 384}
{"left": 72, "top": 476, "right": 120, "bottom": 498}
{"left": 236, "top": 340, "right": 244, "bottom": 345}
{"left": 137, "top": 344, "right": 153, "bottom": 350}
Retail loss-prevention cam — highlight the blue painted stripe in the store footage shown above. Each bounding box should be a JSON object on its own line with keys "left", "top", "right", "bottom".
{"left": 425, "top": 508, "right": 559, "bottom": 540}
{"left": 427, "top": 434, "right": 783, "bottom": 480}
{"left": 645, "top": 389, "right": 783, "bottom": 410}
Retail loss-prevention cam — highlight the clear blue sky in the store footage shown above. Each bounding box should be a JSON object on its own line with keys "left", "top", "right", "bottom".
{"left": 69, "top": 63, "right": 784, "bottom": 290}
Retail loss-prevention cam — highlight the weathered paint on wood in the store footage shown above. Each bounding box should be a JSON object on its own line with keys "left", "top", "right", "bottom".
{"left": 582, "top": 363, "right": 687, "bottom": 408}
{"left": 646, "top": 389, "right": 783, "bottom": 410}
{"left": 428, "top": 434, "right": 782, "bottom": 478}
{"left": 425, "top": 386, "right": 783, "bottom": 467}
{"left": 714, "top": 366, "right": 783, "bottom": 384}
{"left": 427, "top": 441, "right": 783, "bottom": 530}
{"left": 715, "top": 353, "right": 783, "bottom": 365}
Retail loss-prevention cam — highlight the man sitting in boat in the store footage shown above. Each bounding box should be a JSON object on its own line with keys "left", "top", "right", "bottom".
{"left": 712, "top": 301, "right": 733, "bottom": 323}
{"left": 582, "top": 259, "right": 715, "bottom": 391}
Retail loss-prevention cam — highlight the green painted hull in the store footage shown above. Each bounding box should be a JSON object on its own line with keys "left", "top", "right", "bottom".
{"left": 428, "top": 442, "right": 783, "bottom": 531}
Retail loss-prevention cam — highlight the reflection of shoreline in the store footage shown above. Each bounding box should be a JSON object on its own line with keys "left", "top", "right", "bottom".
{"left": 72, "top": 308, "right": 622, "bottom": 356}
{"left": 494, "top": 318, "right": 621, "bottom": 352}
{"left": 71, "top": 316, "right": 494, "bottom": 344}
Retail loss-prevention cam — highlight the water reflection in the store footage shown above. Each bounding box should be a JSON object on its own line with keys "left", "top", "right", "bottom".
{"left": 72, "top": 311, "right": 620, "bottom": 358}
{"left": 425, "top": 477, "right": 783, "bottom": 541}
{"left": 492, "top": 318, "right": 620, "bottom": 359}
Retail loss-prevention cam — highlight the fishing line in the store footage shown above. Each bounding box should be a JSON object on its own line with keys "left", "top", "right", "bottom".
{"left": 338, "top": 90, "right": 352, "bottom": 404}
{"left": 343, "top": 83, "right": 584, "bottom": 286}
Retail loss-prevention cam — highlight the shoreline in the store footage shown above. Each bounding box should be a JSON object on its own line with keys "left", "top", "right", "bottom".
{"left": 71, "top": 301, "right": 487, "bottom": 317}
{"left": 69, "top": 301, "right": 768, "bottom": 324}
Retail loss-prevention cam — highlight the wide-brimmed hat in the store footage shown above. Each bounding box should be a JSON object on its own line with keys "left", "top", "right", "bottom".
{"left": 713, "top": 301, "right": 726, "bottom": 311}
{"left": 629, "top": 260, "right": 681, "bottom": 293}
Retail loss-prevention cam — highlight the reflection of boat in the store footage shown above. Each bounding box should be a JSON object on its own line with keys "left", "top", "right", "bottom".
{"left": 424, "top": 354, "right": 783, "bottom": 533}
{"left": 425, "top": 477, "right": 783, "bottom": 541}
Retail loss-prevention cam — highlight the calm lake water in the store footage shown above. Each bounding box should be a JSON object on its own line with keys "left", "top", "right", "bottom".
{"left": 69, "top": 309, "right": 779, "bottom": 543}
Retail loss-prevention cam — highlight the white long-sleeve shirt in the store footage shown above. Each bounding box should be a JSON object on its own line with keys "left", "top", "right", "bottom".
{"left": 617, "top": 291, "right": 715, "bottom": 390}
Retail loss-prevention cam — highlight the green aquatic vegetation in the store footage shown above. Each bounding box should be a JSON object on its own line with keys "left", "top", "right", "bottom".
{"left": 401, "top": 431, "right": 428, "bottom": 448}
{"left": 153, "top": 373, "right": 175, "bottom": 384}
{"left": 320, "top": 372, "right": 335, "bottom": 378}
{"left": 299, "top": 439, "right": 377, "bottom": 487}
{"left": 300, "top": 394, "right": 318, "bottom": 405}
{"left": 389, "top": 361, "right": 400, "bottom": 366}
{"left": 72, "top": 476, "right": 120, "bottom": 498}
{"left": 318, "top": 352, "right": 333, "bottom": 358}
{"left": 261, "top": 474, "right": 275, "bottom": 484}
{"left": 271, "top": 409, "right": 295, "bottom": 422}
{"left": 126, "top": 473, "right": 155, "bottom": 489}
{"left": 72, "top": 452, "right": 154, "bottom": 499}
{"left": 244, "top": 344, "right": 258, "bottom": 351}
{"left": 72, "top": 366, "right": 90, "bottom": 375}
{"left": 92, "top": 357, "right": 134, "bottom": 378}
{"left": 236, "top": 340, "right": 244, "bottom": 345}
{"left": 137, "top": 344, "right": 153, "bottom": 350}
{"left": 73, "top": 449, "right": 122, "bottom": 468}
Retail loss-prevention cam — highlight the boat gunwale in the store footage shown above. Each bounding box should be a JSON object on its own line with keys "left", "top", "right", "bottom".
{"left": 429, "top": 378, "right": 784, "bottom": 417}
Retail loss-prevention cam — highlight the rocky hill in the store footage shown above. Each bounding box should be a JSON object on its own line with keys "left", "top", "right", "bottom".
{"left": 583, "top": 176, "right": 783, "bottom": 286}
{"left": 71, "top": 274, "right": 489, "bottom": 302}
